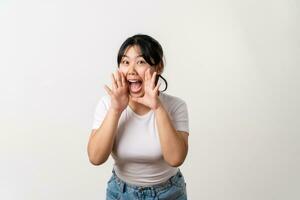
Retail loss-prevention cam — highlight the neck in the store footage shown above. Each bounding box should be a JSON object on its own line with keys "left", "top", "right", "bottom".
{"left": 128, "top": 97, "right": 151, "bottom": 115}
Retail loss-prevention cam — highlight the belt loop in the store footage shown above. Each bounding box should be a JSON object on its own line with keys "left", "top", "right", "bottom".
{"left": 119, "top": 181, "right": 125, "bottom": 193}
{"left": 168, "top": 176, "right": 174, "bottom": 186}
{"left": 170, "top": 169, "right": 179, "bottom": 185}
{"left": 152, "top": 189, "right": 157, "bottom": 197}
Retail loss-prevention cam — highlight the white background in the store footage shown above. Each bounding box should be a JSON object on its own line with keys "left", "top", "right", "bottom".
{"left": 0, "top": 0, "right": 299, "bottom": 199}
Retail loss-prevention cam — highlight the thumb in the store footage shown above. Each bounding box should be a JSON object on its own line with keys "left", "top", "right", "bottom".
{"left": 131, "top": 97, "right": 143, "bottom": 104}
{"left": 104, "top": 85, "right": 112, "bottom": 96}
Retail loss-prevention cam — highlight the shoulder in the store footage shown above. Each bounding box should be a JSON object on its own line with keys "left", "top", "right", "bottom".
{"left": 159, "top": 92, "right": 187, "bottom": 112}
{"left": 96, "top": 94, "right": 111, "bottom": 110}
{"left": 159, "top": 92, "right": 187, "bottom": 105}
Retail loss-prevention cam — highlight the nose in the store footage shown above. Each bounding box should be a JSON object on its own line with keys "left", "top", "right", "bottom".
{"left": 126, "top": 63, "right": 138, "bottom": 76}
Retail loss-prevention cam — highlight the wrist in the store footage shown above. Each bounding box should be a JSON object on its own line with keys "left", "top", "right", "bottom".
{"left": 108, "top": 107, "right": 123, "bottom": 116}
{"left": 153, "top": 100, "right": 163, "bottom": 111}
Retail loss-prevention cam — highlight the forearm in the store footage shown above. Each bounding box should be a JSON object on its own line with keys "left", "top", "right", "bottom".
{"left": 88, "top": 108, "right": 121, "bottom": 165}
{"left": 154, "top": 103, "right": 188, "bottom": 167}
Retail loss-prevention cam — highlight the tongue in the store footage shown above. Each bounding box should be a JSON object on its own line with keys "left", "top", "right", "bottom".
{"left": 130, "top": 82, "right": 142, "bottom": 92}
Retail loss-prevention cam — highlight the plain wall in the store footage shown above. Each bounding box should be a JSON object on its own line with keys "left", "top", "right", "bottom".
{"left": 0, "top": 0, "right": 299, "bottom": 199}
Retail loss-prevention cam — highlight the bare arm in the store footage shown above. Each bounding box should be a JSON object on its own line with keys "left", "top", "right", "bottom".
{"left": 87, "top": 108, "right": 122, "bottom": 165}
{"left": 130, "top": 69, "right": 189, "bottom": 167}
{"left": 87, "top": 70, "right": 128, "bottom": 166}
{"left": 155, "top": 103, "right": 189, "bottom": 167}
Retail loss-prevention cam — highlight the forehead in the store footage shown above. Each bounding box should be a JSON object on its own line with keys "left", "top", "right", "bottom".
{"left": 123, "top": 45, "right": 143, "bottom": 59}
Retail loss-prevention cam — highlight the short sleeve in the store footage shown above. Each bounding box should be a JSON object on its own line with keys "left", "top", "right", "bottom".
{"left": 171, "top": 102, "right": 189, "bottom": 134}
{"left": 91, "top": 97, "right": 108, "bottom": 130}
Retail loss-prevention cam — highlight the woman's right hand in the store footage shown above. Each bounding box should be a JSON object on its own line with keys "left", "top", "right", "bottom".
{"left": 104, "top": 70, "right": 129, "bottom": 114}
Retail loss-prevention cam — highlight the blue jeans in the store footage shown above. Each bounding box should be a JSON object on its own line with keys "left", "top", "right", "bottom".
{"left": 106, "top": 169, "right": 187, "bottom": 200}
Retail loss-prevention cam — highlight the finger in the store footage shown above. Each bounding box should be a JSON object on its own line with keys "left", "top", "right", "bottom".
{"left": 104, "top": 84, "right": 113, "bottom": 96}
{"left": 120, "top": 71, "right": 127, "bottom": 87}
{"left": 150, "top": 71, "right": 157, "bottom": 89}
{"left": 111, "top": 73, "right": 117, "bottom": 90}
{"left": 115, "top": 71, "right": 122, "bottom": 87}
{"left": 154, "top": 82, "right": 161, "bottom": 92}
{"left": 145, "top": 68, "right": 151, "bottom": 87}
{"left": 147, "top": 68, "right": 152, "bottom": 81}
{"left": 114, "top": 71, "right": 121, "bottom": 87}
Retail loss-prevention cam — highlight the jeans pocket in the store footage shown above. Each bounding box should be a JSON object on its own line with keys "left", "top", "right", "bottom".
{"left": 158, "top": 184, "right": 186, "bottom": 200}
{"left": 106, "top": 176, "right": 121, "bottom": 200}
{"left": 106, "top": 188, "right": 120, "bottom": 200}
{"left": 173, "top": 172, "right": 187, "bottom": 189}
{"left": 107, "top": 175, "right": 114, "bottom": 184}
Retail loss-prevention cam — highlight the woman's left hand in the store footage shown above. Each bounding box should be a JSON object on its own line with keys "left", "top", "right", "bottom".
{"left": 131, "top": 68, "right": 162, "bottom": 110}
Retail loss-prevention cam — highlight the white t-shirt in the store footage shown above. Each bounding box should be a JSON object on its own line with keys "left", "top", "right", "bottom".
{"left": 92, "top": 92, "right": 189, "bottom": 186}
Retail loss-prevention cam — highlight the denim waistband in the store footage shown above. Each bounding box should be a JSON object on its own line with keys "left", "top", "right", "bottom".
{"left": 111, "top": 168, "right": 182, "bottom": 194}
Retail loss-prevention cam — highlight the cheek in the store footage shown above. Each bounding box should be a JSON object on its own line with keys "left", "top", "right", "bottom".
{"left": 139, "top": 67, "right": 152, "bottom": 80}
{"left": 118, "top": 66, "right": 127, "bottom": 74}
{"left": 139, "top": 71, "right": 146, "bottom": 81}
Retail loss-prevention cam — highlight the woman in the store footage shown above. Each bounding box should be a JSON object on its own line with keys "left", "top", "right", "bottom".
{"left": 88, "top": 34, "right": 189, "bottom": 199}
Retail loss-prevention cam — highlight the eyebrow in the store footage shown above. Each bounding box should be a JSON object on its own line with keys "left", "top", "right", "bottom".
{"left": 122, "top": 55, "right": 144, "bottom": 59}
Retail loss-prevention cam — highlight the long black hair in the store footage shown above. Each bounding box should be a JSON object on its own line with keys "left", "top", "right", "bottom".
{"left": 117, "top": 34, "right": 168, "bottom": 92}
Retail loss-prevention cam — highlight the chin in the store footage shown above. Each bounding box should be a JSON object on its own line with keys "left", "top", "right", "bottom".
{"left": 129, "top": 91, "right": 144, "bottom": 98}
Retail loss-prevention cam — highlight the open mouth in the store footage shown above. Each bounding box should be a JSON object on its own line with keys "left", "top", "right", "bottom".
{"left": 128, "top": 79, "right": 143, "bottom": 93}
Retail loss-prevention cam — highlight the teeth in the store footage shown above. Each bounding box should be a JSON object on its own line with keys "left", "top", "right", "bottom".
{"left": 128, "top": 80, "right": 139, "bottom": 83}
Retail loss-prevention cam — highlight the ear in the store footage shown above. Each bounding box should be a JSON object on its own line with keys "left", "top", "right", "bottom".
{"left": 155, "top": 62, "right": 163, "bottom": 74}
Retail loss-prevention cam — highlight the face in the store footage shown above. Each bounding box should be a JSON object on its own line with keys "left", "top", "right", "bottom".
{"left": 119, "top": 45, "right": 156, "bottom": 98}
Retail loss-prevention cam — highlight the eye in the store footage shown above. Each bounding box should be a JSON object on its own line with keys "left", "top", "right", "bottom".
{"left": 137, "top": 60, "right": 146, "bottom": 65}
{"left": 121, "top": 60, "right": 129, "bottom": 65}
